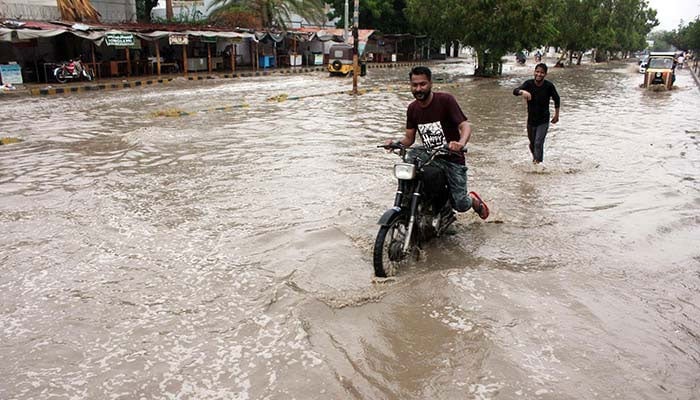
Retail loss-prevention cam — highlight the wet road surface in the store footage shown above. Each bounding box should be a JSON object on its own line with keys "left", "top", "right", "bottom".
{"left": 1, "top": 60, "right": 699, "bottom": 399}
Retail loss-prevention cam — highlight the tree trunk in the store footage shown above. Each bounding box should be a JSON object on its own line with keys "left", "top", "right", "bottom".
{"left": 166, "top": 0, "right": 173, "bottom": 20}
{"left": 473, "top": 49, "right": 503, "bottom": 77}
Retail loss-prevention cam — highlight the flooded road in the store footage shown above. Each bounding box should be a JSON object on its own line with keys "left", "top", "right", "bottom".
{"left": 1, "top": 61, "right": 699, "bottom": 399}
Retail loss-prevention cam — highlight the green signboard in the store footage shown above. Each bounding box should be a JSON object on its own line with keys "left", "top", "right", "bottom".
{"left": 105, "top": 33, "right": 135, "bottom": 46}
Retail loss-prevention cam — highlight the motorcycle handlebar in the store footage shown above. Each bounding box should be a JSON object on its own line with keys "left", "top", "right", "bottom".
{"left": 377, "top": 143, "right": 467, "bottom": 154}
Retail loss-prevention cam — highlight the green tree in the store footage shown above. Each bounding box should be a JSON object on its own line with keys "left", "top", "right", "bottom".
{"left": 647, "top": 30, "right": 673, "bottom": 51}
{"left": 610, "top": 0, "right": 657, "bottom": 55}
{"left": 590, "top": 0, "right": 657, "bottom": 60}
{"left": 550, "top": 0, "right": 598, "bottom": 64}
{"left": 680, "top": 18, "right": 700, "bottom": 50}
{"left": 325, "top": 0, "right": 411, "bottom": 33}
{"left": 136, "top": 0, "right": 160, "bottom": 22}
{"left": 208, "top": 0, "right": 327, "bottom": 29}
{"left": 406, "top": 0, "right": 556, "bottom": 76}
{"left": 667, "top": 18, "right": 700, "bottom": 51}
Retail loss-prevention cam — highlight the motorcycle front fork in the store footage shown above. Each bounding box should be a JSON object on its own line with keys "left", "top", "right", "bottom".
{"left": 393, "top": 180, "right": 422, "bottom": 253}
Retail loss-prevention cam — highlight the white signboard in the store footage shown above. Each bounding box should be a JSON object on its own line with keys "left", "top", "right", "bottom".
{"left": 169, "top": 34, "right": 189, "bottom": 45}
{"left": 105, "top": 33, "right": 135, "bottom": 46}
{"left": 0, "top": 64, "right": 23, "bottom": 85}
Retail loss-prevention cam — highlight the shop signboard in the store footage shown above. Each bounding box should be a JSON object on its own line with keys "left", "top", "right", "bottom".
{"left": 0, "top": 64, "right": 23, "bottom": 85}
{"left": 105, "top": 33, "right": 135, "bottom": 47}
{"left": 173, "top": 0, "right": 204, "bottom": 5}
{"left": 169, "top": 34, "right": 189, "bottom": 45}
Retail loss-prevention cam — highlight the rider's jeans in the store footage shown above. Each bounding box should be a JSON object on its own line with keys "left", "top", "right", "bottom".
{"left": 527, "top": 122, "right": 549, "bottom": 162}
{"left": 409, "top": 149, "right": 472, "bottom": 212}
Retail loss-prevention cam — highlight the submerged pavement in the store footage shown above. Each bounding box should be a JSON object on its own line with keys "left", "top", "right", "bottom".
{"left": 0, "top": 61, "right": 424, "bottom": 97}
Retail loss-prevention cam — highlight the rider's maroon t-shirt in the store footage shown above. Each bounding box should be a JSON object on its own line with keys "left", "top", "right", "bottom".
{"left": 406, "top": 92, "right": 468, "bottom": 165}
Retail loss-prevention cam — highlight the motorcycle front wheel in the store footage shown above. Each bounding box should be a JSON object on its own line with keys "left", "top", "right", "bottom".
{"left": 373, "top": 215, "right": 409, "bottom": 277}
{"left": 54, "top": 68, "right": 67, "bottom": 83}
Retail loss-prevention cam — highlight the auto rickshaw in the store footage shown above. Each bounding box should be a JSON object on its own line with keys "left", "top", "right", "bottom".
{"left": 327, "top": 43, "right": 354, "bottom": 76}
{"left": 327, "top": 43, "right": 366, "bottom": 77}
{"left": 642, "top": 52, "right": 676, "bottom": 90}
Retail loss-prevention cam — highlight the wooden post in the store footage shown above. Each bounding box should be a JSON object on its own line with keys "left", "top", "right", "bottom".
{"left": 207, "top": 43, "right": 212, "bottom": 73}
{"left": 91, "top": 43, "right": 98, "bottom": 80}
{"left": 125, "top": 47, "right": 131, "bottom": 77}
{"left": 156, "top": 44, "right": 162, "bottom": 76}
{"left": 182, "top": 45, "right": 187, "bottom": 77}
{"left": 230, "top": 42, "right": 235, "bottom": 73}
{"left": 254, "top": 42, "right": 259, "bottom": 71}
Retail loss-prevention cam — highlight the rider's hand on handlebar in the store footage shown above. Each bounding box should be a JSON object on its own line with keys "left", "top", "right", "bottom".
{"left": 447, "top": 141, "right": 467, "bottom": 153}
{"left": 381, "top": 139, "right": 402, "bottom": 152}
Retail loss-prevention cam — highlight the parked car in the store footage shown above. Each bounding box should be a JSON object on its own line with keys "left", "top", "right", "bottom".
{"left": 642, "top": 52, "right": 676, "bottom": 90}
{"left": 638, "top": 54, "right": 649, "bottom": 73}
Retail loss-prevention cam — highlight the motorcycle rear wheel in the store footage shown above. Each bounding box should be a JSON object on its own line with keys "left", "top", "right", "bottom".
{"left": 373, "top": 216, "right": 409, "bottom": 277}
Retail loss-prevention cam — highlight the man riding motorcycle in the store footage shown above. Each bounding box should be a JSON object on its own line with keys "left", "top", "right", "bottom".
{"left": 385, "top": 66, "right": 489, "bottom": 223}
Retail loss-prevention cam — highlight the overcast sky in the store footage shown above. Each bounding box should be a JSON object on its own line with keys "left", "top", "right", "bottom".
{"left": 647, "top": 0, "right": 700, "bottom": 31}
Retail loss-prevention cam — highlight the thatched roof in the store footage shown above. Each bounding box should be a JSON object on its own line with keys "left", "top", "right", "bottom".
{"left": 56, "top": 0, "right": 100, "bottom": 23}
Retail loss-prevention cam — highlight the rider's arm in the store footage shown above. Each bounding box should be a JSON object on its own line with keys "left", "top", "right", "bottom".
{"left": 513, "top": 82, "right": 532, "bottom": 100}
{"left": 550, "top": 83, "right": 561, "bottom": 124}
{"left": 448, "top": 121, "right": 471, "bottom": 152}
{"left": 400, "top": 128, "right": 417, "bottom": 147}
{"left": 385, "top": 128, "right": 416, "bottom": 147}
{"left": 457, "top": 121, "right": 471, "bottom": 145}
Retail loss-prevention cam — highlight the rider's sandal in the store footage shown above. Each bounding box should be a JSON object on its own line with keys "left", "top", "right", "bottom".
{"left": 469, "top": 191, "right": 490, "bottom": 220}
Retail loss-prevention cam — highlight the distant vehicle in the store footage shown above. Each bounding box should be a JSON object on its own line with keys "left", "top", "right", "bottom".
{"left": 327, "top": 43, "right": 355, "bottom": 76}
{"left": 642, "top": 52, "right": 676, "bottom": 90}
{"left": 638, "top": 54, "right": 649, "bottom": 73}
{"left": 53, "top": 58, "right": 93, "bottom": 83}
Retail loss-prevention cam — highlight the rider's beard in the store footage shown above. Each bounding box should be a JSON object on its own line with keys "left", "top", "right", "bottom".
{"left": 412, "top": 88, "right": 431, "bottom": 101}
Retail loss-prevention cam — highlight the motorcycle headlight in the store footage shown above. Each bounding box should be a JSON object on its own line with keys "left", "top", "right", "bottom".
{"left": 655, "top": 72, "right": 661, "bottom": 77}
{"left": 393, "top": 163, "right": 415, "bottom": 180}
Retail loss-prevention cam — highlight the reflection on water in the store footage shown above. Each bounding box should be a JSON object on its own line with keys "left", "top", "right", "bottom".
{"left": 1, "top": 61, "right": 699, "bottom": 399}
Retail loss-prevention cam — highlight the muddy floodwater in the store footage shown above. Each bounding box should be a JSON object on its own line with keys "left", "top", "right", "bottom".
{"left": 1, "top": 61, "right": 699, "bottom": 399}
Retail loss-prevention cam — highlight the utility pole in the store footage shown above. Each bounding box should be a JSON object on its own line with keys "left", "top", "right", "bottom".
{"left": 344, "top": 0, "right": 349, "bottom": 42}
{"left": 351, "top": 0, "right": 359, "bottom": 94}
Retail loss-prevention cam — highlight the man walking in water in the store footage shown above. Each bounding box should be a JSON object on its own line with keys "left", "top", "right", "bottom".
{"left": 386, "top": 66, "right": 489, "bottom": 220}
{"left": 513, "top": 63, "right": 561, "bottom": 164}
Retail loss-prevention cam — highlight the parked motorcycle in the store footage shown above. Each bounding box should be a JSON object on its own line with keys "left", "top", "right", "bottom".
{"left": 53, "top": 59, "right": 93, "bottom": 83}
{"left": 373, "top": 143, "right": 466, "bottom": 277}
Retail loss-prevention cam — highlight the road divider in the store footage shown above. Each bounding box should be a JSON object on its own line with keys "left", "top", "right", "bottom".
{"left": 151, "top": 81, "right": 466, "bottom": 118}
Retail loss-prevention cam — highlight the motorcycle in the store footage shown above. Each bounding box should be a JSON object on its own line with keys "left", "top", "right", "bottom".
{"left": 53, "top": 59, "right": 93, "bottom": 83}
{"left": 373, "top": 142, "right": 466, "bottom": 277}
